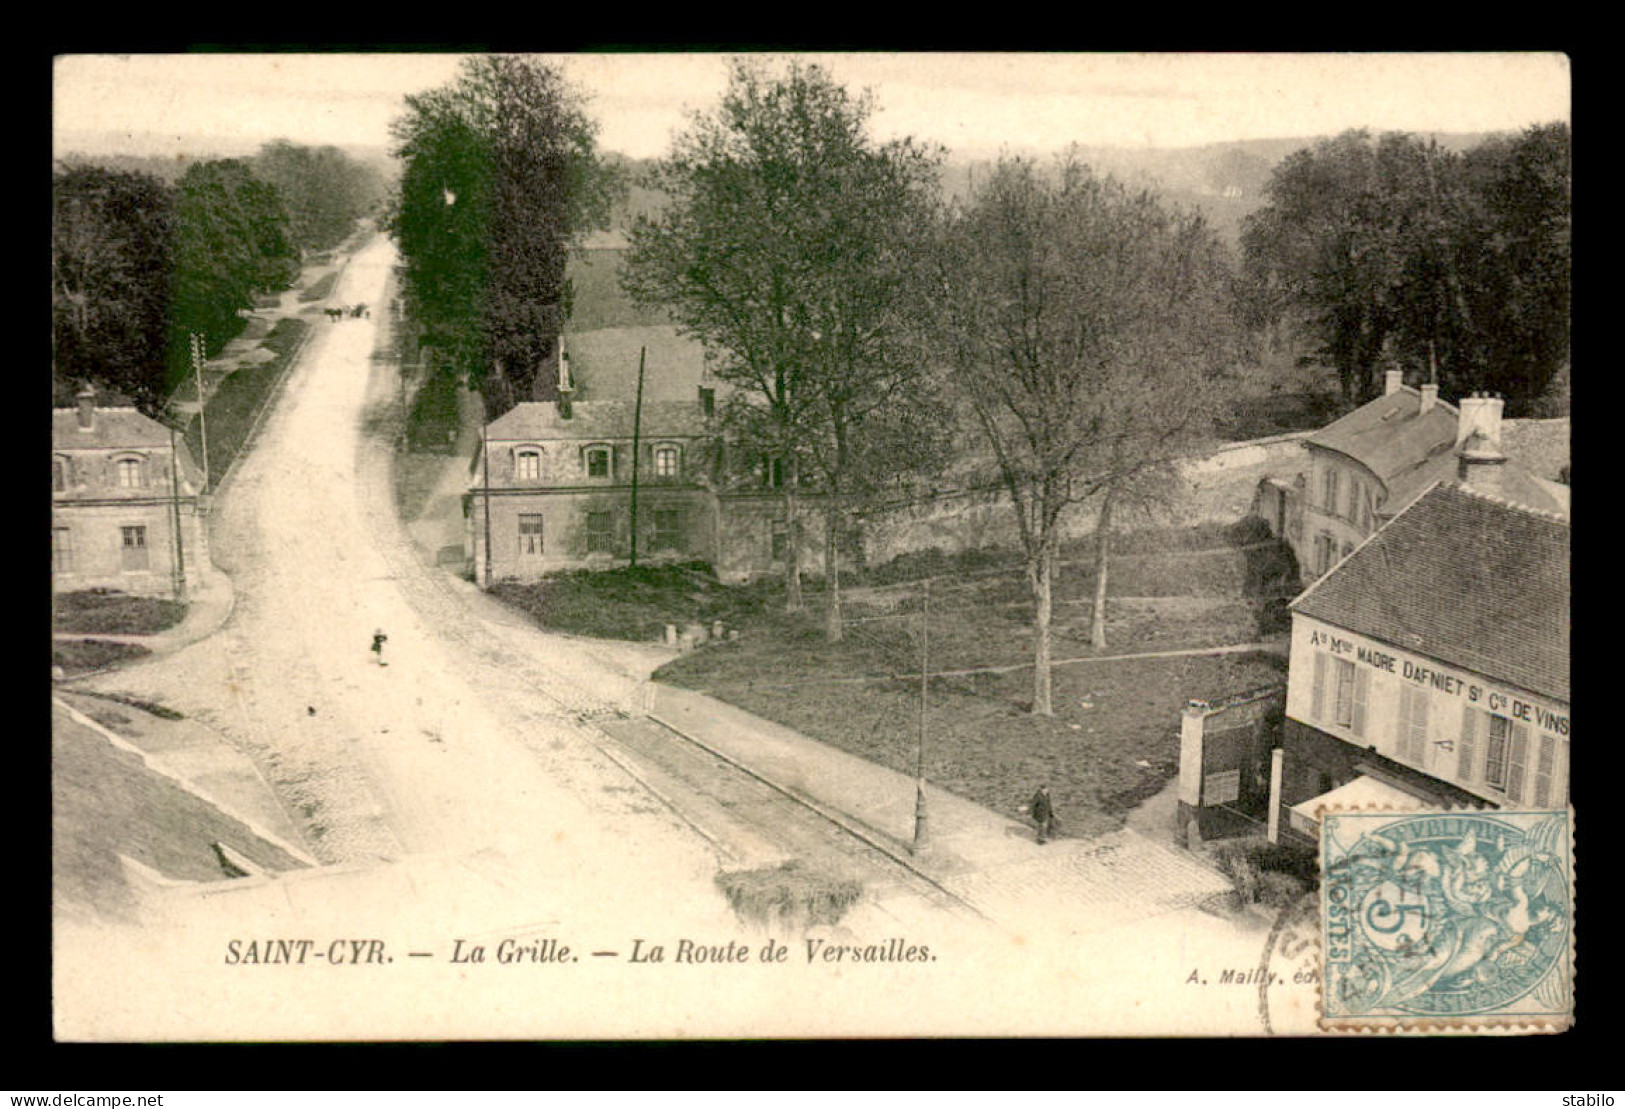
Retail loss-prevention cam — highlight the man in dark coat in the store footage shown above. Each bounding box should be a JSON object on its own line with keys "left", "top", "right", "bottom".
{"left": 371, "top": 628, "right": 388, "bottom": 666}
{"left": 1030, "top": 785, "right": 1056, "bottom": 845}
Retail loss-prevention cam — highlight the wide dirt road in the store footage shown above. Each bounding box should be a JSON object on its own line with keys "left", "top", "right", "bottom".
{"left": 84, "top": 236, "right": 734, "bottom": 921}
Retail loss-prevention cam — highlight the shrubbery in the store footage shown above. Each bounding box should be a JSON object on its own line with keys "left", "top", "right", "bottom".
{"left": 1209, "top": 838, "right": 1317, "bottom": 908}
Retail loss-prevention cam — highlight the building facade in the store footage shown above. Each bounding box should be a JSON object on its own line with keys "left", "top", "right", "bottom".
{"left": 52, "top": 389, "right": 209, "bottom": 600}
{"left": 1262, "top": 370, "right": 1567, "bottom": 582}
{"left": 1269, "top": 480, "right": 1570, "bottom": 846}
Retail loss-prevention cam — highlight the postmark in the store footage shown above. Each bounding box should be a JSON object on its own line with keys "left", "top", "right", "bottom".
{"left": 1319, "top": 809, "right": 1572, "bottom": 1032}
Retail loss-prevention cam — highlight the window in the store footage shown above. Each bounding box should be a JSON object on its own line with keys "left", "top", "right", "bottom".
{"left": 764, "top": 455, "right": 786, "bottom": 489}
{"left": 515, "top": 449, "right": 541, "bottom": 481}
{"left": 1533, "top": 734, "right": 1559, "bottom": 807}
{"left": 1323, "top": 655, "right": 1367, "bottom": 736}
{"left": 120, "top": 525, "right": 148, "bottom": 571}
{"left": 586, "top": 447, "right": 612, "bottom": 479}
{"left": 771, "top": 523, "right": 789, "bottom": 561}
{"left": 518, "top": 514, "right": 544, "bottom": 556}
{"left": 52, "top": 528, "right": 72, "bottom": 573}
{"left": 117, "top": 458, "right": 145, "bottom": 488}
{"left": 1483, "top": 712, "right": 1511, "bottom": 790}
{"left": 1346, "top": 479, "right": 1359, "bottom": 522}
{"left": 654, "top": 445, "right": 680, "bottom": 478}
{"left": 53, "top": 457, "right": 69, "bottom": 492}
{"left": 1322, "top": 468, "right": 1339, "bottom": 513}
{"left": 652, "top": 508, "right": 681, "bottom": 551}
{"left": 1507, "top": 721, "right": 1531, "bottom": 804}
{"left": 1398, "top": 685, "right": 1430, "bottom": 767}
{"left": 1314, "top": 534, "right": 1335, "bottom": 576}
{"left": 586, "top": 511, "right": 614, "bottom": 554}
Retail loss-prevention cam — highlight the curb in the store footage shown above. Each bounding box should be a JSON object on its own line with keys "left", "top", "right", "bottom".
{"left": 644, "top": 710, "right": 989, "bottom": 922}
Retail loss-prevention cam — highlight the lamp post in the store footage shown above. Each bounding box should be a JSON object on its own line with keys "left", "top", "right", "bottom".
{"left": 912, "top": 576, "right": 931, "bottom": 853}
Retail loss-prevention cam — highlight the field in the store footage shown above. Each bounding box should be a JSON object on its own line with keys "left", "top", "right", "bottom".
{"left": 494, "top": 520, "right": 1295, "bottom": 837}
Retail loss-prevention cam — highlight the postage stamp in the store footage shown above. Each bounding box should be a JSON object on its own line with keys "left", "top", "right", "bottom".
{"left": 1319, "top": 809, "right": 1573, "bottom": 1032}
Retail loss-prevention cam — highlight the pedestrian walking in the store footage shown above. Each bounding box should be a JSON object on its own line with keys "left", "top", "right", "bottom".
{"left": 371, "top": 628, "right": 389, "bottom": 667}
{"left": 1029, "top": 784, "right": 1057, "bottom": 845}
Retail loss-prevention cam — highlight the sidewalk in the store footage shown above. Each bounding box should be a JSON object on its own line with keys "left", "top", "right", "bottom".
{"left": 646, "top": 683, "right": 1232, "bottom": 937}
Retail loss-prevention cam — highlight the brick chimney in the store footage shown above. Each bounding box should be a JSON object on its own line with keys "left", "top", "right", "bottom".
{"left": 1457, "top": 428, "right": 1507, "bottom": 496}
{"left": 1384, "top": 369, "right": 1405, "bottom": 396}
{"left": 1455, "top": 391, "right": 1504, "bottom": 448}
{"left": 75, "top": 386, "right": 96, "bottom": 431}
{"left": 1419, "top": 382, "right": 1439, "bottom": 415}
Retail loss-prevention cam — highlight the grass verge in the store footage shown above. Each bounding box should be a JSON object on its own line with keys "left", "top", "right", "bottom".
{"left": 716, "top": 861, "right": 863, "bottom": 929}
{"left": 183, "top": 317, "right": 309, "bottom": 491}
{"left": 297, "top": 271, "right": 339, "bottom": 303}
{"left": 53, "top": 590, "right": 187, "bottom": 635}
{"left": 53, "top": 639, "right": 152, "bottom": 677}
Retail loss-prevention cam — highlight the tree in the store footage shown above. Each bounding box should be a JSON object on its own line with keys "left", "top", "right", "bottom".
{"left": 932, "top": 157, "right": 1235, "bottom": 714}
{"left": 389, "top": 55, "right": 617, "bottom": 417}
{"left": 52, "top": 165, "right": 175, "bottom": 413}
{"left": 1241, "top": 125, "right": 1570, "bottom": 415}
{"left": 252, "top": 140, "right": 387, "bottom": 254}
{"left": 170, "top": 158, "right": 299, "bottom": 362}
{"left": 623, "top": 59, "right": 950, "bottom": 628}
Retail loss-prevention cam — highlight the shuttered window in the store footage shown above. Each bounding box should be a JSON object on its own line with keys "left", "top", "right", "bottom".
{"left": 1458, "top": 703, "right": 1477, "bottom": 782}
{"left": 1533, "top": 735, "right": 1559, "bottom": 807}
{"left": 515, "top": 450, "right": 541, "bottom": 480}
{"left": 52, "top": 527, "right": 73, "bottom": 572}
{"left": 1483, "top": 712, "right": 1511, "bottom": 790}
{"left": 1311, "top": 652, "right": 1327, "bottom": 722}
{"left": 1333, "top": 658, "right": 1357, "bottom": 729}
{"left": 1507, "top": 722, "right": 1531, "bottom": 804}
{"left": 1399, "top": 685, "right": 1429, "bottom": 766}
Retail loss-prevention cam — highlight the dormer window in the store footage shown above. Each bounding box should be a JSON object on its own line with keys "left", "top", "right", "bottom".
{"left": 654, "top": 445, "right": 680, "bottom": 478}
{"left": 116, "top": 457, "right": 146, "bottom": 489}
{"left": 514, "top": 448, "right": 542, "bottom": 481}
{"left": 585, "top": 446, "right": 613, "bottom": 479}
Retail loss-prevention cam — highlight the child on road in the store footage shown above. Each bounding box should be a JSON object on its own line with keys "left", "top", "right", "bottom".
{"left": 371, "top": 629, "right": 389, "bottom": 667}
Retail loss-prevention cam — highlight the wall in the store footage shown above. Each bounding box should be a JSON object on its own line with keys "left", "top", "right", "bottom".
{"left": 51, "top": 500, "right": 206, "bottom": 598}
{"left": 1286, "top": 614, "right": 1570, "bottom": 809}
{"left": 470, "top": 486, "right": 715, "bottom": 585}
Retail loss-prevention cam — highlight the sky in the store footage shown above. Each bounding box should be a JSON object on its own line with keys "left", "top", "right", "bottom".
{"left": 53, "top": 52, "right": 1571, "bottom": 161}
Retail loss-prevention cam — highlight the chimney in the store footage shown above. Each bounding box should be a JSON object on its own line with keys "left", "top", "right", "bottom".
{"left": 75, "top": 386, "right": 96, "bottom": 431}
{"left": 556, "top": 387, "right": 573, "bottom": 421}
{"left": 1419, "top": 382, "right": 1438, "bottom": 415}
{"left": 1457, "top": 428, "right": 1507, "bottom": 497}
{"left": 1384, "top": 369, "right": 1404, "bottom": 396}
{"left": 1456, "top": 391, "right": 1504, "bottom": 448}
{"left": 558, "top": 334, "right": 573, "bottom": 394}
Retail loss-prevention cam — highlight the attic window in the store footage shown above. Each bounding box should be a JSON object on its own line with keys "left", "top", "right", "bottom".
{"left": 115, "top": 456, "right": 147, "bottom": 489}
{"left": 514, "top": 448, "right": 542, "bottom": 481}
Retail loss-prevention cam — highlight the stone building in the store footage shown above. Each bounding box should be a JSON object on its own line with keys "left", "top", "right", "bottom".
{"left": 1256, "top": 370, "right": 1568, "bottom": 582}
{"left": 1269, "top": 479, "right": 1570, "bottom": 846}
{"left": 52, "top": 388, "right": 209, "bottom": 600}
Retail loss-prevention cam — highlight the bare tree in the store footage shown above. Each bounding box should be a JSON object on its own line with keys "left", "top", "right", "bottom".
{"left": 932, "top": 156, "right": 1235, "bottom": 714}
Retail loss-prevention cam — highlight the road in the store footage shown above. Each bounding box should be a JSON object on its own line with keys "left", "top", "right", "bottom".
{"left": 78, "top": 234, "right": 959, "bottom": 933}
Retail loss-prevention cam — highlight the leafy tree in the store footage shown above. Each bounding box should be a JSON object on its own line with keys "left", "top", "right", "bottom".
{"left": 623, "top": 59, "right": 950, "bottom": 629}
{"left": 252, "top": 140, "right": 387, "bottom": 254}
{"left": 170, "top": 158, "right": 299, "bottom": 362}
{"left": 1241, "top": 125, "right": 1569, "bottom": 414}
{"left": 932, "top": 157, "right": 1235, "bottom": 714}
{"left": 389, "top": 55, "right": 617, "bottom": 417}
{"left": 52, "top": 165, "right": 175, "bottom": 413}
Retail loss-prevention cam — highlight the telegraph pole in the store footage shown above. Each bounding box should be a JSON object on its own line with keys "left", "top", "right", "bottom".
{"left": 167, "top": 424, "right": 188, "bottom": 603}
{"left": 191, "top": 332, "right": 211, "bottom": 491}
{"left": 628, "top": 345, "right": 646, "bottom": 568}
{"left": 913, "top": 577, "right": 931, "bottom": 853}
{"left": 482, "top": 424, "right": 493, "bottom": 588}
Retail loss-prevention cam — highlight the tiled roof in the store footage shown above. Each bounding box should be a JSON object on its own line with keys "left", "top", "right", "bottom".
{"left": 1383, "top": 445, "right": 1567, "bottom": 519}
{"left": 486, "top": 399, "right": 711, "bottom": 442}
{"left": 1293, "top": 481, "right": 1570, "bottom": 702}
{"left": 1306, "top": 388, "right": 1459, "bottom": 483}
{"left": 564, "top": 325, "right": 711, "bottom": 403}
{"left": 53, "top": 407, "right": 173, "bottom": 451}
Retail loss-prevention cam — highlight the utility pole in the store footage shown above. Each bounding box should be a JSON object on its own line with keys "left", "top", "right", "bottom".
{"left": 482, "top": 425, "right": 492, "bottom": 589}
{"left": 167, "top": 424, "right": 188, "bottom": 603}
{"left": 191, "top": 332, "right": 211, "bottom": 491}
{"left": 913, "top": 577, "right": 931, "bottom": 853}
{"left": 628, "top": 345, "right": 646, "bottom": 569}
